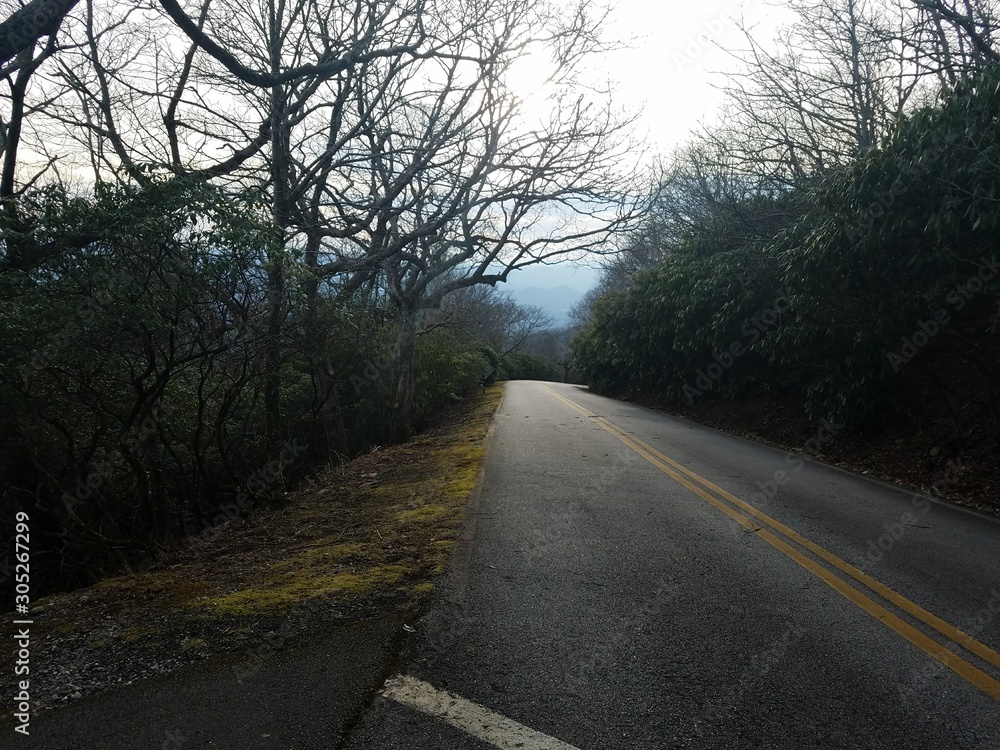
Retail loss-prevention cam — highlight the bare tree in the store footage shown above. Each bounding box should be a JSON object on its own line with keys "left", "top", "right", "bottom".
{"left": 3, "top": 0, "right": 441, "bottom": 450}
{"left": 711, "top": 0, "right": 922, "bottom": 189}
{"left": 909, "top": 0, "right": 1000, "bottom": 79}
{"left": 332, "top": 0, "right": 642, "bottom": 439}
{"left": 436, "top": 285, "right": 552, "bottom": 356}
{"left": 0, "top": 26, "right": 63, "bottom": 272}
{"left": 0, "top": 0, "right": 78, "bottom": 71}
{"left": 3, "top": 0, "right": 640, "bottom": 452}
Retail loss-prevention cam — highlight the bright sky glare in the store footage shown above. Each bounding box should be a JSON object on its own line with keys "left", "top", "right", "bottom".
{"left": 503, "top": 0, "right": 793, "bottom": 296}
{"left": 600, "top": 0, "right": 793, "bottom": 153}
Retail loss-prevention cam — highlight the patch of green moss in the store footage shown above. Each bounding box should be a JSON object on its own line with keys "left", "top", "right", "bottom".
{"left": 370, "top": 480, "right": 431, "bottom": 499}
{"left": 396, "top": 504, "right": 452, "bottom": 523}
{"left": 33, "top": 384, "right": 504, "bottom": 640}
{"left": 92, "top": 571, "right": 210, "bottom": 610}
{"left": 441, "top": 471, "right": 478, "bottom": 497}
{"left": 202, "top": 564, "right": 408, "bottom": 616}
{"left": 268, "top": 541, "right": 370, "bottom": 571}
{"left": 121, "top": 625, "right": 162, "bottom": 643}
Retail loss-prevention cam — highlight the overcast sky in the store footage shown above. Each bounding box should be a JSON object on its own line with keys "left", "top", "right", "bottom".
{"left": 504, "top": 0, "right": 792, "bottom": 296}
{"left": 603, "top": 0, "right": 792, "bottom": 153}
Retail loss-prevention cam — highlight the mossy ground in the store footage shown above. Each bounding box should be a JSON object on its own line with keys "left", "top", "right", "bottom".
{"left": 5, "top": 384, "right": 504, "bottom": 703}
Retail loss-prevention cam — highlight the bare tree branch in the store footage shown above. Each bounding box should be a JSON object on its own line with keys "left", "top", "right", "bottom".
{"left": 0, "top": 0, "right": 77, "bottom": 68}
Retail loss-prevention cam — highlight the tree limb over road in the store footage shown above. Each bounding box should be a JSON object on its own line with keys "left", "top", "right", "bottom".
{"left": 0, "top": 0, "right": 77, "bottom": 70}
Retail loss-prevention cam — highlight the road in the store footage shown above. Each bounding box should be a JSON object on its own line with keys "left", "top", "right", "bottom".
{"left": 344, "top": 380, "right": 1000, "bottom": 749}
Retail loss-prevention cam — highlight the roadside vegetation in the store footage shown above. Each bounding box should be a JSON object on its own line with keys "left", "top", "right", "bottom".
{"left": 571, "top": 0, "right": 1000, "bottom": 513}
{"left": 0, "top": 383, "right": 503, "bottom": 721}
{"left": 0, "top": 0, "right": 636, "bottom": 596}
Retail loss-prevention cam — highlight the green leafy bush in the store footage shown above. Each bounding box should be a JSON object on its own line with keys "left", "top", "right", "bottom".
{"left": 574, "top": 67, "right": 1000, "bottom": 429}
{"left": 413, "top": 329, "right": 488, "bottom": 424}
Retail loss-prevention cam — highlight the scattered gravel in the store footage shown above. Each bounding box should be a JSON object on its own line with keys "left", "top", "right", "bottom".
{"left": 1, "top": 386, "right": 502, "bottom": 725}
{"left": 7, "top": 593, "right": 358, "bottom": 718}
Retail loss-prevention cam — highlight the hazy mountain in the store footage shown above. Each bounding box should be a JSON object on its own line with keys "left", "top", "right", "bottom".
{"left": 508, "top": 285, "right": 584, "bottom": 327}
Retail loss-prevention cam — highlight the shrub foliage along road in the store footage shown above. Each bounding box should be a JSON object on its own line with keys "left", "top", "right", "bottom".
{"left": 0, "top": 0, "right": 617, "bottom": 595}
{"left": 574, "top": 69, "right": 1000, "bottom": 445}
{"left": 0, "top": 184, "right": 556, "bottom": 594}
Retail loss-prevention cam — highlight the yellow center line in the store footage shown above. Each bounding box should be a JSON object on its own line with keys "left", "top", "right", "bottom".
{"left": 596, "top": 414, "right": 1000, "bottom": 671}
{"left": 540, "top": 384, "right": 1000, "bottom": 702}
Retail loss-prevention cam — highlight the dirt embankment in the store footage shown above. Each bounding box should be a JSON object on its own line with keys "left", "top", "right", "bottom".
{"left": 1, "top": 384, "right": 504, "bottom": 722}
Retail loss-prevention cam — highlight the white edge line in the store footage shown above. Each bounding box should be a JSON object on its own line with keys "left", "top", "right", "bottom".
{"left": 381, "top": 674, "right": 582, "bottom": 750}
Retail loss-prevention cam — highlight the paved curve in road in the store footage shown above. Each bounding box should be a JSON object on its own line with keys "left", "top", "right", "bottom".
{"left": 344, "top": 380, "right": 1000, "bottom": 749}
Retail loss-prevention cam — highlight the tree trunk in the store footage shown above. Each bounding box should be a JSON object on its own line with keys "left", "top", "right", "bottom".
{"left": 389, "top": 305, "right": 418, "bottom": 443}
{"left": 263, "top": 245, "right": 283, "bottom": 449}
{"left": 303, "top": 231, "right": 350, "bottom": 461}
{"left": 1, "top": 47, "right": 41, "bottom": 274}
{"left": 263, "top": 61, "right": 288, "bottom": 450}
{"left": 0, "top": 0, "right": 77, "bottom": 67}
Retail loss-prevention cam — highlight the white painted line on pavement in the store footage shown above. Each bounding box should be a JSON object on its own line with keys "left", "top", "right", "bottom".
{"left": 381, "top": 674, "right": 581, "bottom": 750}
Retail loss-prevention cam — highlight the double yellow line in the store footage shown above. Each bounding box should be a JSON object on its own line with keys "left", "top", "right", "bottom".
{"left": 540, "top": 385, "right": 1000, "bottom": 702}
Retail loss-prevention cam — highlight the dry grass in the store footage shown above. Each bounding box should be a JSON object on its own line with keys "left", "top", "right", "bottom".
{"left": 19, "top": 383, "right": 504, "bottom": 647}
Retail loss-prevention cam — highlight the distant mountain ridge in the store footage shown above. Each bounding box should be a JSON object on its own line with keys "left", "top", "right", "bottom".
{"left": 508, "top": 285, "right": 583, "bottom": 327}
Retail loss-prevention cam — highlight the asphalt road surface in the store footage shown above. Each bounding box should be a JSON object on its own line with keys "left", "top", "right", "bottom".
{"left": 344, "top": 380, "right": 1000, "bottom": 749}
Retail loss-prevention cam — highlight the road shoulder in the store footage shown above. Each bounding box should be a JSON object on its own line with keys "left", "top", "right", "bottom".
{"left": 1, "top": 385, "right": 505, "bottom": 747}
